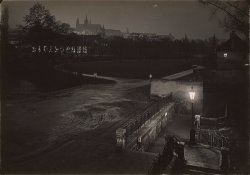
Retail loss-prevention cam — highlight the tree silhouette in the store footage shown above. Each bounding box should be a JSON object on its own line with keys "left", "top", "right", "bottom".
{"left": 199, "top": 0, "right": 249, "bottom": 37}
{"left": 20, "top": 3, "right": 72, "bottom": 45}
{"left": 23, "top": 3, "right": 56, "bottom": 31}
{"left": 1, "top": 5, "right": 9, "bottom": 66}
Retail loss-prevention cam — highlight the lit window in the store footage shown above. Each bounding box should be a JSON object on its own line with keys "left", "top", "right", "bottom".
{"left": 32, "top": 47, "right": 36, "bottom": 53}
{"left": 224, "top": 53, "right": 228, "bottom": 58}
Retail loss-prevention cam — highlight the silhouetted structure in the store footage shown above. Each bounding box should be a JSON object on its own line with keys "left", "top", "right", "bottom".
{"left": 75, "top": 16, "right": 122, "bottom": 37}
{"left": 216, "top": 31, "right": 247, "bottom": 70}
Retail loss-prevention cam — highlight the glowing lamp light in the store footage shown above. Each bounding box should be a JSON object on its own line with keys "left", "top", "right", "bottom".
{"left": 149, "top": 74, "right": 152, "bottom": 79}
{"left": 224, "top": 53, "right": 228, "bottom": 58}
{"left": 189, "top": 86, "right": 195, "bottom": 101}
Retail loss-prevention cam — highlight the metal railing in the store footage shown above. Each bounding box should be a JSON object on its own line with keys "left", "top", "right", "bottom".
{"left": 196, "top": 129, "right": 231, "bottom": 149}
{"left": 123, "top": 93, "right": 173, "bottom": 139}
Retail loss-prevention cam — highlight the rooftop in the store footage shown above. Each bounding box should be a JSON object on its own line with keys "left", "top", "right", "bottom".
{"left": 217, "top": 31, "right": 247, "bottom": 52}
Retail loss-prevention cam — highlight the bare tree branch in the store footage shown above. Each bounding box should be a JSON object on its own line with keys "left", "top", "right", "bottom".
{"left": 226, "top": 1, "right": 249, "bottom": 18}
{"left": 199, "top": 0, "right": 249, "bottom": 37}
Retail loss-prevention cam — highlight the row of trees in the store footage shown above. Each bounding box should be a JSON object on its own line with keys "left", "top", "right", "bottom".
{"left": 23, "top": 34, "right": 218, "bottom": 61}
{"left": 101, "top": 35, "right": 218, "bottom": 60}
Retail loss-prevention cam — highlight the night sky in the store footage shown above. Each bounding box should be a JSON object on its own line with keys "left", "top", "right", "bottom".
{"left": 4, "top": 0, "right": 228, "bottom": 39}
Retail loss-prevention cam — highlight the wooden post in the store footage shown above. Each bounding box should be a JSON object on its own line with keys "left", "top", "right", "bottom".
{"left": 221, "top": 147, "right": 230, "bottom": 171}
{"left": 116, "top": 128, "right": 126, "bottom": 152}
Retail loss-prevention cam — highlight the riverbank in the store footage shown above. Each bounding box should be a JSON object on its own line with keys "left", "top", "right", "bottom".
{"left": 63, "top": 59, "right": 192, "bottom": 79}
{"left": 2, "top": 63, "right": 115, "bottom": 100}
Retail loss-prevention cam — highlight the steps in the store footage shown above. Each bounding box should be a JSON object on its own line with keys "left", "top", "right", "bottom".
{"left": 172, "top": 144, "right": 223, "bottom": 174}
{"left": 183, "top": 164, "right": 222, "bottom": 175}
{"left": 168, "top": 160, "right": 222, "bottom": 174}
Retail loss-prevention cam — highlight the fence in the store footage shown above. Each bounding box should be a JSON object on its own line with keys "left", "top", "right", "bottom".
{"left": 196, "top": 129, "right": 231, "bottom": 149}
{"left": 123, "top": 93, "right": 173, "bottom": 139}
{"left": 200, "top": 116, "right": 228, "bottom": 129}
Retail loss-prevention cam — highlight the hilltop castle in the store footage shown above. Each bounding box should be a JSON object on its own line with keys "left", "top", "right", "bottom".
{"left": 75, "top": 16, "right": 122, "bottom": 37}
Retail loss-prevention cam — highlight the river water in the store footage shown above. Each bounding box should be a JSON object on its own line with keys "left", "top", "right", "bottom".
{"left": 3, "top": 69, "right": 112, "bottom": 100}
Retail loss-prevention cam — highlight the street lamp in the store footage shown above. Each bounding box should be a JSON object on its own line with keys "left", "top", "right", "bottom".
{"left": 94, "top": 72, "right": 97, "bottom": 84}
{"left": 149, "top": 74, "right": 152, "bottom": 82}
{"left": 149, "top": 74, "right": 152, "bottom": 100}
{"left": 189, "top": 86, "right": 195, "bottom": 125}
{"left": 189, "top": 86, "right": 196, "bottom": 145}
{"left": 189, "top": 87, "right": 195, "bottom": 101}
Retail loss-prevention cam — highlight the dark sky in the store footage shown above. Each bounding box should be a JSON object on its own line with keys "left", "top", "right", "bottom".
{"left": 4, "top": 1, "right": 228, "bottom": 39}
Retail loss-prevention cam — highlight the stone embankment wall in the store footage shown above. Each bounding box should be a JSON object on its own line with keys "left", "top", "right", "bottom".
{"left": 124, "top": 103, "right": 175, "bottom": 151}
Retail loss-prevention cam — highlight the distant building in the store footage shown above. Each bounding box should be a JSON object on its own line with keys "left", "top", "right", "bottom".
{"left": 122, "top": 32, "right": 175, "bottom": 41}
{"left": 122, "top": 32, "right": 141, "bottom": 40}
{"left": 75, "top": 16, "right": 104, "bottom": 36}
{"left": 8, "top": 28, "right": 25, "bottom": 45}
{"left": 105, "top": 29, "right": 122, "bottom": 37}
{"left": 75, "top": 16, "right": 122, "bottom": 37}
{"left": 216, "top": 31, "right": 247, "bottom": 70}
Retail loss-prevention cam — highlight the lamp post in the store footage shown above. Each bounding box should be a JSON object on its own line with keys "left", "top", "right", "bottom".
{"left": 189, "top": 86, "right": 196, "bottom": 145}
{"left": 94, "top": 72, "right": 97, "bottom": 84}
{"left": 149, "top": 74, "right": 152, "bottom": 100}
{"left": 149, "top": 74, "right": 152, "bottom": 82}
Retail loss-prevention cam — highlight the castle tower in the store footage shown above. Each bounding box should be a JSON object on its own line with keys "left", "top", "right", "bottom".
{"left": 76, "top": 17, "right": 79, "bottom": 28}
{"left": 184, "top": 33, "right": 188, "bottom": 41}
{"left": 84, "top": 15, "right": 89, "bottom": 25}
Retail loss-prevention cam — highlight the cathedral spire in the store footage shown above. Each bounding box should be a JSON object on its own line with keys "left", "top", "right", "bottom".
{"left": 84, "top": 15, "right": 88, "bottom": 25}
{"left": 76, "top": 17, "right": 79, "bottom": 27}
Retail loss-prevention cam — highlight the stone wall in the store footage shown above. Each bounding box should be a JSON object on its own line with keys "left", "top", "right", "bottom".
{"left": 124, "top": 103, "right": 175, "bottom": 151}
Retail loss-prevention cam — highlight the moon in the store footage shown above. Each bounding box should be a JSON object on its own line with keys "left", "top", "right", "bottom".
{"left": 153, "top": 4, "right": 158, "bottom": 8}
